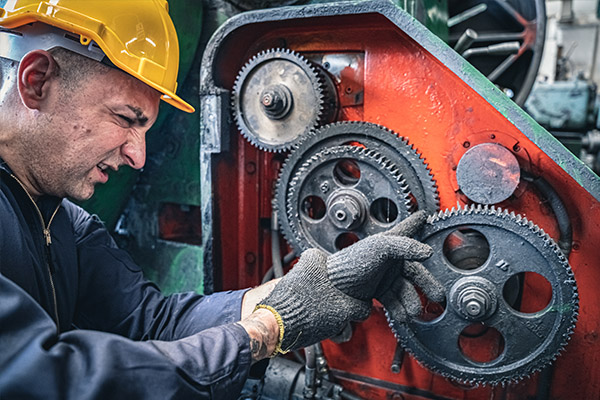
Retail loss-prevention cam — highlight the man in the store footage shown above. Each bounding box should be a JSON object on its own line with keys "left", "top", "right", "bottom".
{"left": 0, "top": 1, "right": 444, "bottom": 399}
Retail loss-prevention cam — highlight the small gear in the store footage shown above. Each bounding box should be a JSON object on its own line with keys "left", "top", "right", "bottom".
{"left": 388, "top": 204, "right": 578, "bottom": 385}
{"left": 284, "top": 145, "right": 412, "bottom": 254}
{"left": 232, "top": 48, "right": 334, "bottom": 152}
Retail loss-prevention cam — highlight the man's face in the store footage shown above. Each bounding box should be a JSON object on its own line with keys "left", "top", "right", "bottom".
{"left": 28, "top": 65, "right": 160, "bottom": 200}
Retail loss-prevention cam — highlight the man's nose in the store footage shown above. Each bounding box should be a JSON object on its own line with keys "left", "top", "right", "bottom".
{"left": 121, "top": 134, "right": 146, "bottom": 169}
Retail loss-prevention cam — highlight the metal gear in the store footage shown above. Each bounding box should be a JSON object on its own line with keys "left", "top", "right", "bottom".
{"left": 275, "top": 122, "right": 439, "bottom": 248}
{"left": 232, "top": 48, "right": 330, "bottom": 152}
{"left": 283, "top": 145, "right": 412, "bottom": 254}
{"left": 389, "top": 204, "right": 578, "bottom": 385}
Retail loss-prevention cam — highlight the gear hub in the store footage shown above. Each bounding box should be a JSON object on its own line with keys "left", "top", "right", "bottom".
{"left": 327, "top": 190, "right": 368, "bottom": 230}
{"left": 450, "top": 277, "right": 497, "bottom": 321}
{"left": 260, "top": 84, "right": 293, "bottom": 119}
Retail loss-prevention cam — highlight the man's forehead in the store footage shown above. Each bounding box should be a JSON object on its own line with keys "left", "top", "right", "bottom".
{"left": 101, "top": 69, "right": 160, "bottom": 119}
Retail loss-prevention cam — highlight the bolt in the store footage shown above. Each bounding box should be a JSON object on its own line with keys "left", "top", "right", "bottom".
{"left": 245, "top": 252, "right": 256, "bottom": 265}
{"left": 260, "top": 85, "right": 292, "bottom": 119}
{"left": 261, "top": 90, "right": 285, "bottom": 114}
{"left": 261, "top": 92, "right": 274, "bottom": 107}
{"left": 335, "top": 210, "right": 347, "bottom": 221}
{"left": 460, "top": 290, "right": 488, "bottom": 318}
{"left": 465, "top": 300, "right": 482, "bottom": 316}
{"left": 245, "top": 162, "right": 256, "bottom": 174}
{"left": 320, "top": 182, "right": 330, "bottom": 193}
{"left": 342, "top": 198, "right": 361, "bottom": 221}
{"left": 328, "top": 195, "right": 363, "bottom": 230}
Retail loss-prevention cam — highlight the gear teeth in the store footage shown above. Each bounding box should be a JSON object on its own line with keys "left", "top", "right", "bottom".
{"left": 231, "top": 48, "right": 326, "bottom": 152}
{"left": 288, "top": 121, "right": 440, "bottom": 210}
{"left": 389, "top": 204, "right": 579, "bottom": 386}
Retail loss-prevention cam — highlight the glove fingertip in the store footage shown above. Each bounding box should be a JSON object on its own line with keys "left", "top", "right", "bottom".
{"left": 410, "top": 241, "right": 434, "bottom": 260}
{"left": 387, "top": 210, "right": 427, "bottom": 237}
{"left": 386, "top": 305, "right": 408, "bottom": 325}
{"left": 428, "top": 284, "right": 447, "bottom": 304}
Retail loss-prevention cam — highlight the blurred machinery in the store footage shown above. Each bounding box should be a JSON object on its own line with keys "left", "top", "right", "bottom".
{"left": 81, "top": 0, "right": 600, "bottom": 399}
{"left": 525, "top": 74, "right": 600, "bottom": 174}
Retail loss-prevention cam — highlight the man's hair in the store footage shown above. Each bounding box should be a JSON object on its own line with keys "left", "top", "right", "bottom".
{"left": 0, "top": 47, "right": 112, "bottom": 98}
{"left": 48, "top": 47, "right": 113, "bottom": 92}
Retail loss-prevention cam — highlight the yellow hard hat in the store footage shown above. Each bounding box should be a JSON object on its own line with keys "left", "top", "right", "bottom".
{"left": 0, "top": 0, "right": 194, "bottom": 113}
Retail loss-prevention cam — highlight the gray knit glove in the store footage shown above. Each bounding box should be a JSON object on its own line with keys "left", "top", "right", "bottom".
{"left": 257, "top": 248, "right": 372, "bottom": 353}
{"left": 327, "top": 211, "right": 445, "bottom": 323}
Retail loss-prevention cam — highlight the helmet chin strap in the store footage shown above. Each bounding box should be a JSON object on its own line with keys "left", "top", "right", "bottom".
{"left": 0, "top": 22, "right": 105, "bottom": 63}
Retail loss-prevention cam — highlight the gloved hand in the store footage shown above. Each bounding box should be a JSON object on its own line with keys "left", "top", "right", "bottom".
{"left": 257, "top": 248, "right": 372, "bottom": 353}
{"left": 257, "top": 211, "right": 444, "bottom": 354}
{"left": 327, "top": 210, "right": 445, "bottom": 323}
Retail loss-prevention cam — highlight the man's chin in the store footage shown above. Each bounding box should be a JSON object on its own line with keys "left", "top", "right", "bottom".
{"left": 68, "top": 183, "right": 98, "bottom": 202}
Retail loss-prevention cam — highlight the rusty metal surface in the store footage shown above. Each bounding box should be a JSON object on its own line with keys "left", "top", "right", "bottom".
{"left": 199, "top": 1, "right": 600, "bottom": 398}
{"left": 200, "top": 0, "right": 599, "bottom": 201}
{"left": 456, "top": 143, "right": 521, "bottom": 204}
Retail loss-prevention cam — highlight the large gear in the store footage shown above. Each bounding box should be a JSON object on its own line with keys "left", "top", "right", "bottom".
{"left": 278, "top": 121, "right": 439, "bottom": 212}
{"left": 389, "top": 205, "right": 578, "bottom": 385}
{"left": 276, "top": 121, "right": 439, "bottom": 253}
{"left": 232, "top": 48, "right": 334, "bottom": 152}
{"left": 283, "top": 145, "right": 412, "bottom": 254}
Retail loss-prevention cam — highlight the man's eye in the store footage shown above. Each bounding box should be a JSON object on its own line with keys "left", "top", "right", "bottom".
{"left": 117, "top": 115, "right": 134, "bottom": 125}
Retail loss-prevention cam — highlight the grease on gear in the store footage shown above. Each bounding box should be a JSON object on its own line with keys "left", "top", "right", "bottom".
{"left": 388, "top": 204, "right": 578, "bottom": 385}
{"left": 283, "top": 145, "right": 412, "bottom": 254}
{"left": 232, "top": 48, "right": 337, "bottom": 152}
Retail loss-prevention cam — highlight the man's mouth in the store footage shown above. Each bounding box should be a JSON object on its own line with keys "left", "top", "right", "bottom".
{"left": 96, "top": 163, "right": 110, "bottom": 183}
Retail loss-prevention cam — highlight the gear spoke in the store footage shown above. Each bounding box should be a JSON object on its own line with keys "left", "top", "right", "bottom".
{"left": 407, "top": 312, "right": 470, "bottom": 361}
{"left": 488, "top": 305, "right": 560, "bottom": 365}
{"left": 421, "top": 250, "right": 465, "bottom": 288}
{"left": 491, "top": 0, "right": 530, "bottom": 26}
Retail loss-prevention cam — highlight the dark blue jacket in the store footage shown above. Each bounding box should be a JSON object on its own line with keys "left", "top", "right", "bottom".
{"left": 0, "top": 162, "right": 252, "bottom": 399}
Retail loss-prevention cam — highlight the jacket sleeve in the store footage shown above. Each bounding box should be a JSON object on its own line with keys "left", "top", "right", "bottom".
{"left": 64, "top": 200, "right": 248, "bottom": 341}
{"left": 0, "top": 271, "right": 252, "bottom": 399}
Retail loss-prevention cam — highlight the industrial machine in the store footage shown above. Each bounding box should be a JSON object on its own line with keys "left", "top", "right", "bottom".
{"left": 80, "top": 0, "right": 600, "bottom": 399}
{"left": 198, "top": 1, "right": 600, "bottom": 399}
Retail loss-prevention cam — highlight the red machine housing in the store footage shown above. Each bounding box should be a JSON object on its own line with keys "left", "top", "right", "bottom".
{"left": 200, "top": 2, "right": 600, "bottom": 399}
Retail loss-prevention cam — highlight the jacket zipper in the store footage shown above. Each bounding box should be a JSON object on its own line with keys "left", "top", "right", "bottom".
{"left": 10, "top": 174, "right": 62, "bottom": 332}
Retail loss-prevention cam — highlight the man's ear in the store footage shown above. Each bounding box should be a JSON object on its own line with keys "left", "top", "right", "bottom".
{"left": 17, "top": 50, "right": 59, "bottom": 110}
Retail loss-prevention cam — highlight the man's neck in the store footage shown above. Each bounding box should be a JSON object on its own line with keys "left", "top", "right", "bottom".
{"left": 0, "top": 156, "right": 42, "bottom": 200}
